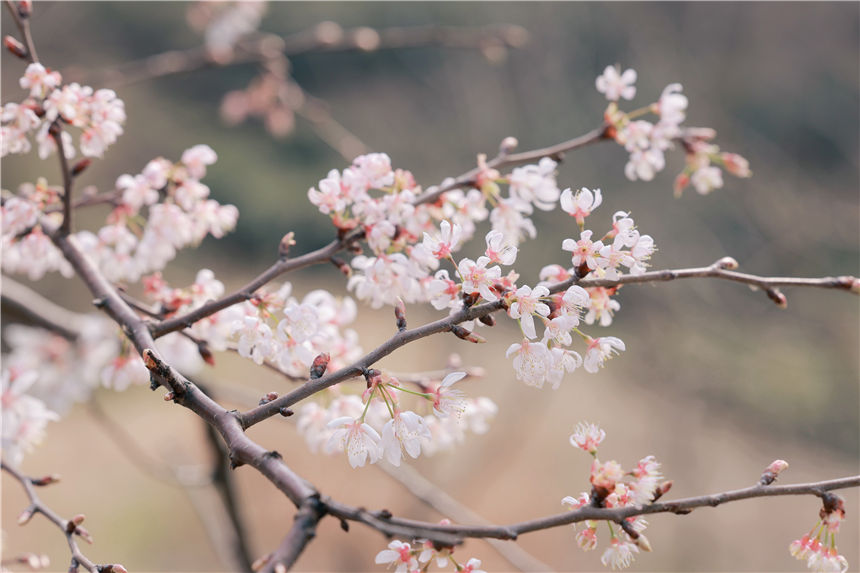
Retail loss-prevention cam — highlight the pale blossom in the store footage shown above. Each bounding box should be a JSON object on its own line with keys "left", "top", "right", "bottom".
{"left": 508, "top": 285, "right": 551, "bottom": 339}
{"left": 506, "top": 339, "right": 553, "bottom": 388}
{"left": 483, "top": 229, "right": 517, "bottom": 265}
{"left": 656, "top": 83, "right": 688, "bottom": 127}
{"left": 570, "top": 422, "right": 606, "bottom": 454}
{"left": 584, "top": 336, "right": 626, "bottom": 373}
{"left": 691, "top": 165, "right": 724, "bottom": 195}
{"left": 600, "top": 538, "right": 639, "bottom": 570}
{"left": 422, "top": 220, "right": 462, "bottom": 259}
{"left": 326, "top": 417, "right": 383, "bottom": 468}
{"left": 458, "top": 256, "right": 502, "bottom": 302}
{"left": 181, "top": 144, "right": 218, "bottom": 179}
{"left": 431, "top": 371, "right": 467, "bottom": 418}
{"left": 374, "top": 540, "right": 417, "bottom": 573}
{"left": 624, "top": 148, "right": 665, "bottom": 181}
{"left": 596, "top": 65, "right": 637, "bottom": 101}
{"left": 507, "top": 157, "right": 560, "bottom": 211}
{"left": 1, "top": 369, "right": 60, "bottom": 465}
{"left": 560, "top": 187, "right": 602, "bottom": 225}
{"left": 562, "top": 230, "right": 604, "bottom": 270}
{"left": 19, "top": 63, "right": 61, "bottom": 98}
{"left": 381, "top": 410, "right": 431, "bottom": 466}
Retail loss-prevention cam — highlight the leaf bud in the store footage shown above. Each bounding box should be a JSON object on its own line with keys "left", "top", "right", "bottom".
{"left": 394, "top": 298, "right": 407, "bottom": 331}
{"left": 71, "top": 159, "right": 91, "bottom": 177}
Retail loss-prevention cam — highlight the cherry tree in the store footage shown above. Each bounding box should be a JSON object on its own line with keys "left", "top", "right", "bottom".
{"left": 1, "top": 2, "right": 858, "bottom": 572}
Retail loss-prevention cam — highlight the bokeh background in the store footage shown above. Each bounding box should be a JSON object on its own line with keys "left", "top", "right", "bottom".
{"left": 1, "top": 2, "right": 858, "bottom": 572}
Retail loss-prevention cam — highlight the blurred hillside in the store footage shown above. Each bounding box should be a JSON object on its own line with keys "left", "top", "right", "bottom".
{"left": 1, "top": 2, "right": 858, "bottom": 572}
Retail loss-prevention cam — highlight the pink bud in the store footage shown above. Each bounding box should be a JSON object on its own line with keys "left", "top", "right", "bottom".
{"left": 721, "top": 153, "right": 751, "bottom": 177}
{"left": 278, "top": 231, "right": 296, "bottom": 259}
{"left": 4, "top": 36, "right": 27, "bottom": 59}
{"left": 310, "top": 352, "right": 330, "bottom": 379}
{"left": 394, "top": 298, "right": 407, "bottom": 331}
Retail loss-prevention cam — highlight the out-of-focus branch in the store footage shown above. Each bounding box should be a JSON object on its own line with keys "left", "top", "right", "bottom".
{"left": 0, "top": 275, "right": 85, "bottom": 340}
{"left": 1, "top": 461, "right": 126, "bottom": 573}
{"left": 95, "top": 23, "right": 528, "bottom": 88}
{"left": 295, "top": 89, "right": 371, "bottom": 161}
{"left": 378, "top": 462, "right": 552, "bottom": 572}
{"left": 50, "top": 123, "right": 75, "bottom": 235}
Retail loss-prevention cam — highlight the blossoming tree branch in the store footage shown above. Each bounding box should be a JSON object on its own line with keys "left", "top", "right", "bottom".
{"left": 1, "top": 2, "right": 857, "bottom": 573}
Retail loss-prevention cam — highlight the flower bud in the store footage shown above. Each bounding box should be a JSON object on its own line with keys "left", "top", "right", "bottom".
{"left": 636, "top": 533, "right": 653, "bottom": 552}
{"left": 17, "top": 1, "right": 32, "bottom": 18}
{"left": 71, "top": 159, "right": 91, "bottom": 177}
{"left": 4, "top": 36, "right": 27, "bottom": 59}
{"left": 715, "top": 256, "right": 739, "bottom": 270}
{"left": 278, "top": 231, "right": 296, "bottom": 259}
{"left": 31, "top": 474, "right": 61, "bottom": 486}
{"left": 394, "top": 298, "right": 407, "bottom": 331}
{"left": 759, "top": 459, "right": 789, "bottom": 485}
{"left": 450, "top": 325, "right": 486, "bottom": 344}
{"left": 766, "top": 287, "right": 787, "bottom": 309}
{"left": 499, "top": 136, "right": 519, "bottom": 155}
{"left": 279, "top": 407, "right": 294, "bottom": 417}
{"left": 17, "top": 507, "right": 34, "bottom": 525}
{"left": 673, "top": 172, "right": 690, "bottom": 198}
{"left": 310, "top": 352, "right": 330, "bottom": 379}
{"left": 198, "top": 343, "right": 215, "bottom": 366}
{"left": 163, "top": 391, "right": 175, "bottom": 402}
{"left": 721, "top": 153, "right": 751, "bottom": 178}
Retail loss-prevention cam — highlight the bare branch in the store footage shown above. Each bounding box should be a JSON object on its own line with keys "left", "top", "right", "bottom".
{"left": 51, "top": 123, "right": 75, "bottom": 235}
{"left": 1, "top": 461, "right": 124, "bottom": 573}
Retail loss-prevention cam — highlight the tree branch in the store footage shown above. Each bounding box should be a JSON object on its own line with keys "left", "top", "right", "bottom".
{"left": 259, "top": 497, "right": 327, "bottom": 573}
{"left": 1, "top": 461, "right": 125, "bottom": 573}
{"left": 96, "top": 24, "right": 528, "bottom": 88}
{"left": 0, "top": 275, "right": 86, "bottom": 340}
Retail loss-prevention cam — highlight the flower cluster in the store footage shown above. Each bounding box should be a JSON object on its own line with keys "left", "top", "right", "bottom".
{"left": 789, "top": 495, "right": 849, "bottom": 573}
{"left": 596, "top": 65, "right": 750, "bottom": 195}
{"left": 186, "top": 0, "right": 268, "bottom": 61}
{"left": 296, "top": 371, "right": 497, "bottom": 468}
{"left": 2, "top": 62, "right": 126, "bottom": 159}
{"left": 307, "top": 152, "right": 560, "bottom": 309}
{"left": 224, "top": 281, "right": 363, "bottom": 379}
{"left": 375, "top": 535, "right": 486, "bottom": 573}
{"left": 562, "top": 423, "right": 664, "bottom": 570}
{"left": 504, "top": 192, "right": 655, "bottom": 387}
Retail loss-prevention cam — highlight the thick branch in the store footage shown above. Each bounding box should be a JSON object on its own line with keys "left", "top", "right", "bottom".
{"left": 0, "top": 461, "right": 117, "bottom": 573}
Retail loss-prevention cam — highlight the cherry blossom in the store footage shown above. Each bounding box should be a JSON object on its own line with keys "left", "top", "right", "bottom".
{"left": 374, "top": 540, "right": 418, "bottom": 573}
{"left": 596, "top": 66, "right": 637, "bottom": 101}
{"left": 181, "top": 144, "right": 218, "bottom": 179}
{"left": 326, "top": 417, "right": 383, "bottom": 468}
{"left": 508, "top": 285, "right": 551, "bottom": 339}
{"left": 507, "top": 156, "right": 561, "bottom": 211}
{"left": 691, "top": 165, "right": 724, "bottom": 195}
{"left": 600, "top": 538, "right": 639, "bottom": 570}
{"left": 562, "top": 230, "right": 604, "bottom": 271}
{"left": 560, "top": 187, "right": 602, "bottom": 226}
{"left": 506, "top": 339, "right": 553, "bottom": 388}
{"left": 483, "top": 229, "right": 517, "bottom": 265}
{"left": 381, "top": 410, "right": 431, "bottom": 466}
{"left": 422, "top": 220, "right": 462, "bottom": 260}
{"left": 19, "top": 63, "right": 61, "bottom": 98}
{"left": 431, "top": 371, "right": 467, "bottom": 418}
{"left": 458, "top": 256, "right": 502, "bottom": 302}
{"left": 570, "top": 422, "right": 606, "bottom": 455}
{"left": 583, "top": 336, "right": 626, "bottom": 373}
{"left": 1, "top": 369, "right": 59, "bottom": 465}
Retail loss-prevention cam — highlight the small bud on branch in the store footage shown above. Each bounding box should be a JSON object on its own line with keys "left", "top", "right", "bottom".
{"left": 4, "top": 36, "right": 27, "bottom": 59}
{"left": 310, "top": 353, "right": 330, "bottom": 379}
{"left": 394, "top": 298, "right": 407, "bottom": 331}
{"left": 450, "top": 325, "right": 486, "bottom": 344}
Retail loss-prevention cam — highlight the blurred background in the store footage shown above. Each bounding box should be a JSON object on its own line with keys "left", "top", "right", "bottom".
{"left": 2, "top": 2, "right": 858, "bottom": 572}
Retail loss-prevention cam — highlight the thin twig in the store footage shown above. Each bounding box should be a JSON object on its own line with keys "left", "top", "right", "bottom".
{"left": 52, "top": 123, "right": 75, "bottom": 235}
{"left": 1, "top": 461, "right": 122, "bottom": 573}
{"left": 261, "top": 497, "right": 327, "bottom": 573}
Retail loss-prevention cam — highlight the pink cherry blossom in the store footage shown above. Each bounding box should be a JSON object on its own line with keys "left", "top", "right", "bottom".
{"left": 584, "top": 336, "right": 626, "bottom": 373}
{"left": 374, "top": 540, "right": 417, "bottom": 573}
{"left": 326, "top": 416, "right": 383, "bottom": 468}
{"left": 181, "top": 144, "right": 218, "bottom": 179}
{"left": 600, "top": 537, "right": 639, "bottom": 570}
{"left": 458, "top": 256, "right": 502, "bottom": 302}
{"left": 562, "top": 230, "right": 604, "bottom": 271}
{"left": 508, "top": 285, "right": 551, "bottom": 339}
{"left": 570, "top": 422, "right": 606, "bottom": 454}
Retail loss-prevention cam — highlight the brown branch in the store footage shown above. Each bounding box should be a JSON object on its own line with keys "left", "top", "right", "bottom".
{"left": 259, "top": 497, "right": 327, "bottom": 573}
{"left": 323, "top": 474, "right": 860, "bottom": 544}
{"left": 296, "top": 89, "right": 371, "bottom": 161}
{"left": 3, "top": 0, "right": 37, "bottom": 63}
{"left": 52, "top": 123, "right": 75, "bottom": 235}
{"left": 239, "top": 257, "right": 857, "bottom": 428}
{"left": 151, "top": 127, "right": 612, "bottom": 339}
{"left": 1, "top": 461, "right": 125, "bottom": 573}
